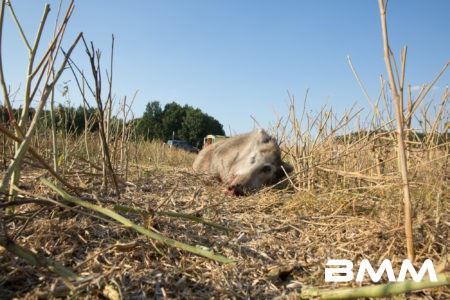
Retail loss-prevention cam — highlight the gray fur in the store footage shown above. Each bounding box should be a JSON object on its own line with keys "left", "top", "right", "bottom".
{"left": 193, "top": 129, "right": 292, "bottom": 195}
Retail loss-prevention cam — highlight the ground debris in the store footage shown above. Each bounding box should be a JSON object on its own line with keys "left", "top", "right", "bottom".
{"left": 0, "top": 160, "right": 449, "bottom": 299}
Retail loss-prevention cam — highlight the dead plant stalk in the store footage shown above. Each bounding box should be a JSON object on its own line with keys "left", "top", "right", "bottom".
{"left": 378, "top": 0, "right": 414, "bottom": 260}
{"left": 0, "top": 0, "right": 81, "bottom": 201}
{"left": 82, "top": 36, "right": 120, "bottom": 198}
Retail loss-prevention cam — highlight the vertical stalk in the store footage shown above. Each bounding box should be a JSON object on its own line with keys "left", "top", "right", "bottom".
{"left": 49, "top": 74, "right": 58, "bottom": 173}
{"left": 6, "top": 3, "right": 49, "bottom": 203}
{"left": 0, "top": 32, "right": 82, "bottom": 196}
{"left": 81, "top": 75, "right": 91, "bottom": 165}
{"left": 82, "top": 37, "right": 120, "bottom": 198}
{"left": 120, "top": 96, "right": 127, "bottom": 175}
{"left": 378, "top": 0, "right": 414, "bottom": 260}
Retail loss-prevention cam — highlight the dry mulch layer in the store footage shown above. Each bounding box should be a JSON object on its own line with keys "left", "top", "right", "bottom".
{"left": 1, "top": 164, "right": 449, "bottom": 299}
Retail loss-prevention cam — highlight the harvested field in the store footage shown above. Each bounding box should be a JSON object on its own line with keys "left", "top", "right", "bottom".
{"left": 1, "top": 1, "right": 449, "bottom": 298}
{"left": 1, "top": 142, "right": 449, "bottom": 299}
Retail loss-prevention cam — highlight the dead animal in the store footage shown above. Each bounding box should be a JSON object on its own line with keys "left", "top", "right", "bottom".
{"left": 193, "top": 129, "right": 293, "bottom": 195}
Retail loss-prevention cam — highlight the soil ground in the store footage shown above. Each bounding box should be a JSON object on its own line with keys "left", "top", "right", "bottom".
{"left": 0, "top": 149, "right": 449, "bottom": 299}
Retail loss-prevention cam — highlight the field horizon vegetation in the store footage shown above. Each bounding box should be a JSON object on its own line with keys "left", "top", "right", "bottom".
{"left": 0, "top": 0, "right": 448, "bottom": 299}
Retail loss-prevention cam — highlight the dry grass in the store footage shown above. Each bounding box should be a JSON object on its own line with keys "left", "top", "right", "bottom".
{"left": 0, "top": 133, "right": 448, "bottom": 299}
{"left": 0, "top": 2, "right": 448, "bottom": 298}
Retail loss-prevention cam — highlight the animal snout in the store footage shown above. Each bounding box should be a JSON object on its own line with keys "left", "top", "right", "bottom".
{"left": 228, "top": 184, "right": 245, "bottom": 196}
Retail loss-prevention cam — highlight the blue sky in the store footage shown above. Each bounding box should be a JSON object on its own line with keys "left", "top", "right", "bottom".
{"left": 2, "top": 1, "right": 449, "bottom": 134}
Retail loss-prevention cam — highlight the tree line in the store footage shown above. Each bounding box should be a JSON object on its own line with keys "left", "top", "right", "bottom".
{"left": 135, "top": 101, "right": 225, "bottom": 147}
{"left": 1, "top": 101, "right": 225, "bottom": 148}
{"left": 0, "top": 104, "right": 99, "bottom": 134}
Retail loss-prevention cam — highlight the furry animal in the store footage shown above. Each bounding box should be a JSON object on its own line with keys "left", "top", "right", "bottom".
{"left": 193, "top": 129, "right": 292, "bottom": 195}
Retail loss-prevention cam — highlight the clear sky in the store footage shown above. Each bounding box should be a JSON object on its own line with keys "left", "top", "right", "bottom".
{"left": 2, "top": 1, "right": 449, "bottom": 134}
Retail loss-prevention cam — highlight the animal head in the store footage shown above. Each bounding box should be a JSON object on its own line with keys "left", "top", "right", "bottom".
{"left": 224, "top": 129, "right": 293, "bottom": 195}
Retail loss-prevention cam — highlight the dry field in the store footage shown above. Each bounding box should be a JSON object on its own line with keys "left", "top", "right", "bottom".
{"left": 1, "top": 132, "right": 449, "bottom": 299}
{"left": 0, "top": 1, "right": 448, "bottom": 298}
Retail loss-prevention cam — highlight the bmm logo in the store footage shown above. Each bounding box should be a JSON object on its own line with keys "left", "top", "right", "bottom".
{"left": 325, "top": 259, "right": 437, "bottom": 283}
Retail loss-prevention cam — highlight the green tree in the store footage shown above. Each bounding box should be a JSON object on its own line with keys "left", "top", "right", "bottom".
{"left": 180, "top": 107, "right": 224, "bottom": 147}
{"left": 136, "top": 101, "right": 163, "bottom": 140}
{"left": 162, "top": 102, "right": 186, "bottom": 140}
{"left": 204, "top": 114, "right": 225, "bottom": 137}
{"left": 179, "top": 108, "right": 206, "bottom": 147}
{"left": 134, "top": 100, "right": 224, "bottom": 145}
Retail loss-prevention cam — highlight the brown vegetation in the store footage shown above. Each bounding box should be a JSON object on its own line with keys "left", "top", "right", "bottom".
{"left": 1, "top": 119, "right": 449, "bottom": 299}
{"left": 0, "top": 0, "right": 449, "bottom": 299}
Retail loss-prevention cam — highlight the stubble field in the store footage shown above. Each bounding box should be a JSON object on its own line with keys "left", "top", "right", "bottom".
{"left": 1, "top": 133, "right": 448, "bottom": 299}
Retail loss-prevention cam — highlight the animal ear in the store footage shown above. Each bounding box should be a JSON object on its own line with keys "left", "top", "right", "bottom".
{"left": 255, "top": 129, "right": 272, "bottom": 144}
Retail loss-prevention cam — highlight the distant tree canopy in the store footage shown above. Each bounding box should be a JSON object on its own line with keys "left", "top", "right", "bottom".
{"left": 1, "top": 101, "right": 224, "bottom": 147}
{"left": 135, "top": 101, "right": 225, "bottom": 147}
{"left": 0, "top": 104, "right": 99, "bottom": 134}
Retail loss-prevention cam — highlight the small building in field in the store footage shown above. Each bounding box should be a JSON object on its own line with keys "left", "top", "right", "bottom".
{"left": 203, "top": 134, "right": 227, "bottom": 148}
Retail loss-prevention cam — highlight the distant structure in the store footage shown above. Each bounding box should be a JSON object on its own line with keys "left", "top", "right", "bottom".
{"left": 203, "top": 134, "right": 227, "bottom": 148}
